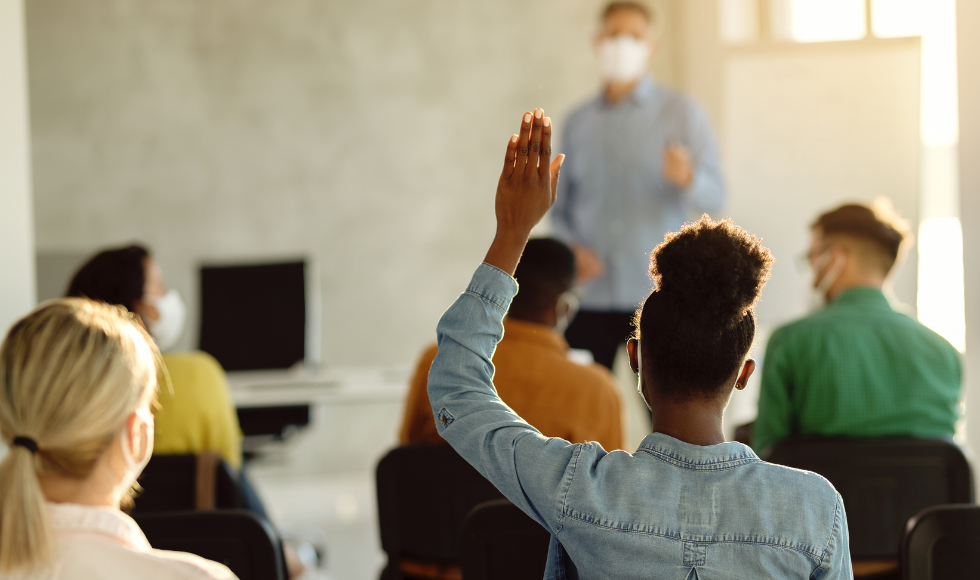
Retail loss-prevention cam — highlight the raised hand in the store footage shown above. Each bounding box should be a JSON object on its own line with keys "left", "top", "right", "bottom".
{"left": 484, "top": 108, "right": 565, "bottom": 275}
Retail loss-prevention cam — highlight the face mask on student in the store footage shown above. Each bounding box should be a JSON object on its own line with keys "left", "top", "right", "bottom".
{"left": 597, "top": 35, "right": 651, "bottom": 83}
{"left": 554, "top": 291, "right": 581, "bottom": 335}
{"left": 808, "top": 249, "right": 845, "bottom": 310}
{"left": 118, "top": 406, "right": 154, "bottom": 495}
{"left": 145, "top": 290, "right": 186, "bottom": 351}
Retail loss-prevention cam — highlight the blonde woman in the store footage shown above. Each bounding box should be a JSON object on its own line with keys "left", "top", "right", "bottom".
{"left": 0, "top": 299, "right": 235, "bottom": 579}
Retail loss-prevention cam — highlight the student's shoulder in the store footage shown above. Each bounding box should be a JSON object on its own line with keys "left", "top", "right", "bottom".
{"left": 554, "top": 356, "right": 621, "bottom": 398}
{"left": 755, "top": 459, "right": 842, "bottom": 503}
{"left": 162, "top": 350, "right": 227, "bottom": 376}
{"left": 146, "top": 548, "right": 238, "bottom": 579}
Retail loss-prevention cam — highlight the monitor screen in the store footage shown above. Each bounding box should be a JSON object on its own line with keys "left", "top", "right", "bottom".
{"left": 199, "top": 261, "right": 306, "bottom": 371}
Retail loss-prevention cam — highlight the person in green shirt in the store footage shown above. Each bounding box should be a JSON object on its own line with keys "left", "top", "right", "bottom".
{"left": 752, "top": 203, "right": 962, "bottom": 455}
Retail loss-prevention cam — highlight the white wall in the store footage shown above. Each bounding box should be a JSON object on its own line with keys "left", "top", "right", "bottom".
{"left": 26, "top": 0, "right": 680, "bottom": 368}
{"left": 0, "top": 0, "right": 36, "bottom": 336}
{"left": 957, "top": 0, "right": 980, "bottom": 474}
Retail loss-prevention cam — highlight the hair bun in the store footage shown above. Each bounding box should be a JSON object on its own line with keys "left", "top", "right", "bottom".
{"left": 650, "top": 215, "right": 773, "bottom": 328}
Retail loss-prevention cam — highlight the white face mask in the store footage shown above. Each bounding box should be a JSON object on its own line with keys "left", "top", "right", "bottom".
{"left": 598, "top": 35, "right": 651, "bottom": 83}
{"left": 145, "top": 290, "right": 186, "bottom": 351}
{"left": 119, "top": 407, "right": 154, "bottom": 494}
{"left": 808, "top": 250, "right": 845, "bottom": 310}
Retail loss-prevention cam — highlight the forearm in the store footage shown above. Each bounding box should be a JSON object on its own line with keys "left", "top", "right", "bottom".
{"left": 427, "top": 263, "right": 575, "bottom": 530}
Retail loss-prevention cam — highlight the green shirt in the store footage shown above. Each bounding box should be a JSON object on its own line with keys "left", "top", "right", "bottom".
{"left": 752, "top": 287, "right": 961, "bottom": 454}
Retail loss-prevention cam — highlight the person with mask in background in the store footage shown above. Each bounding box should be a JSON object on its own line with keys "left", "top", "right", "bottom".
{"left": 66, "top": 245, "right": 245, "bottom": 472}
{"left": 551, "top": 1, "right": 725, "bottom": 371}
{"left": 400, "top": 238, "right": 623, "bottom": 450}
{"left": 752, "top": 203, "right": 962, "bottom": 454}
{"left": 0, "top": 299, "right": 235, "bottom": 579}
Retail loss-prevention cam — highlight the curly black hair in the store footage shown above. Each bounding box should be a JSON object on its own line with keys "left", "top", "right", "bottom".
{"left": 635, "top": 215, "right": 774, "bottom": 400}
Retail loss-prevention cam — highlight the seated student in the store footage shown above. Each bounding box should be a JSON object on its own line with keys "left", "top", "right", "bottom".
{"left": 66, "top": 245, "right": 244, "bottom": 471}
{"left": 0, "top": 299, "right": 234, "bottom": 578}
{"left": 400, "top": 238, "right": 622, "bottom": 449}
{"left": 753, "top": 203, "right": 961, "bottom": 454}
{"left": 426, "top": 108, "right": 851, "bottom": 578}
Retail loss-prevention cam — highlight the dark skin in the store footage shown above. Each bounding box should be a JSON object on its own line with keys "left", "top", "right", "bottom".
{"left": 483, "top": 107, "right": 753, "bottom": 447}
{"left": 627, "top": 339, "right": 755, "bottom": 446}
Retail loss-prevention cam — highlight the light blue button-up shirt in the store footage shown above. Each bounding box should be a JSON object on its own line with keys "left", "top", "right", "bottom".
{"left": 551, "top": 77, "right": 726, "bottom": 311}
{"left": 428, "top": 263, "right": 852, "bottom": 579}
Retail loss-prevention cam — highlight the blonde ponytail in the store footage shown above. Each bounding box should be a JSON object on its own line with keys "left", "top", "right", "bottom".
{"left": 0, "top": 299, "right": 158, "bottom": 572}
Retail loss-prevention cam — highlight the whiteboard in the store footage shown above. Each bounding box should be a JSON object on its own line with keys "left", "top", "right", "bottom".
{"left": 721, "top": 38, "right": 921, "bottom": 329}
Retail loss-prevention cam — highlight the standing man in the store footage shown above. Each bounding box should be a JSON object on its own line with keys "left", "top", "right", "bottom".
{"left": 552, "top": 1, "right": 725, "bottom": 369}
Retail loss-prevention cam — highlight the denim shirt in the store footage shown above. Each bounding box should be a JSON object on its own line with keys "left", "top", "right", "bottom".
{"left": 428, "top": 264, "right": 852, "bottom": 580}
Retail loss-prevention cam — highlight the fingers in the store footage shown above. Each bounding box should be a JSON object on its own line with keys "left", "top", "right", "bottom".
{"left": 502, "top": 133, "right": 519, "bottom": 177}
{"left": 538, "top": 116, "right": 553, "bottom": 176}
{"left": 527, "top": 108, "right": 544, "bottom": 171}
{"left": 517, "top": 111, "right": 533, "bottom": 171}
{"left": 550, "top": 154, "right": 565, "bottom": 203}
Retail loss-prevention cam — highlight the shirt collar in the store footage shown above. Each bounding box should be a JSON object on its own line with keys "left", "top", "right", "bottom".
{"left": 502, "top": 318, "right": 568, "bottom": 352}
{"left": 828, "top": 286, "right": 892, "bottom": 310}
{"left": 48, "top": 502, "right": 151, "bottom": 550}
{"left": 636, "top": 432, "right": 760, "bottom": 468}
{"left": 600, "top": 75, "right": 657, "bottom": 107}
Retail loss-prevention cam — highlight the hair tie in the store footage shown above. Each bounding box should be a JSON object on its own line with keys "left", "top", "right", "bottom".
{"left": 12, "top": 436, "right": 38, "bottom": 454}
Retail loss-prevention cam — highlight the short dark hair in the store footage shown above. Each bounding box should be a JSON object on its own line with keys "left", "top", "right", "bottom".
{"left": 66, "top": 245, "right": 150, "bottom": 313}
{"left": 602, "top": 1, "right": 652, "bottom": 23}
{"left": 635, "top": 216, "right": 773, "bottom": 401}
{"left": 509, "top": 238, "right": 576, "bottom": 321}
{"left": 812, "top": 203, "right": 908, "bottom": 273}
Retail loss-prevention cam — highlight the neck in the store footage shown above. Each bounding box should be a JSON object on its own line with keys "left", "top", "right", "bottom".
{"left": 505, "top": 313, "right": 555, "bottom": 329}
{"left": 604, "top": 78, "right": 641, "bottom": 104}
{"left": 648, "top": 392, "right": 728, "bottom": 446}
{"left": 38, "top": 453, "right": 124, "bottom": 509}
{"left": 826, "top": 273, "right": 885, "bottom": 301}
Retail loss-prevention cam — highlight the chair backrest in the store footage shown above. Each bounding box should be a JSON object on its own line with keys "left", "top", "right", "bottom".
{"left": 765, "top": 438, "right": 973, "bottom": 560}
{"left": 376, "top": 444, "right": 505, "bottom": 580}
{"left": 900, "top": 504, "right": 980, "bottom": 580}
{"left": 133, "top": 453, "right": 244, "bottom": 514}
{"left": 459, "top": 499, "right": 551, "bottom": 580}
{"left": 134, "top": 510, "right": 285, "bottom": 580}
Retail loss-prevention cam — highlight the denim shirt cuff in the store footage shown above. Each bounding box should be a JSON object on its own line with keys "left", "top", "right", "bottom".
{"left": 466, "top": 263, "right": 519, "bottom": 314}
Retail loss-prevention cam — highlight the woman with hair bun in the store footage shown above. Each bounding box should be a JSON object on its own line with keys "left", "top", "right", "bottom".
{"left": 0, "top": 299, "right": 235, "bottom": 578}
{"left": 426, "top": 108, "right": 852, "bottom": 578}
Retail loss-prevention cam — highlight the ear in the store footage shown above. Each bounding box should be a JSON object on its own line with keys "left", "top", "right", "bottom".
{"left": 627, "top": 338, "right": 639, "bottom": 374}
{"left": 126, "top": 412, "right": 141, "bottom": 456}
{"left": 735, "top": 359, "right": 756, "bottom": 390}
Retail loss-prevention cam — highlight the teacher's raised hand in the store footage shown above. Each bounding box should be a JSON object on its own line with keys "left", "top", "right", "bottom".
{"left": 483, "top": 108, "right": 565, "bottom": 276}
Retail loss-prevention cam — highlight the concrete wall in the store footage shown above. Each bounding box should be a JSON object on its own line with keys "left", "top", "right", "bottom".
{"left": 0, "top": 0, "right": 36, "bottom": 336}
{"left": 26, "top": 0, "right": 681, "bottom": 368}
{"left": 957, "top": 0, "right": 980, "bottom": 473}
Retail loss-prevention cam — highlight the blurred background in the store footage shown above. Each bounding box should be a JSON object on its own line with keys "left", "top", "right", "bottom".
{"left": 3, "top": 0, "right": 980, "bottom": 578}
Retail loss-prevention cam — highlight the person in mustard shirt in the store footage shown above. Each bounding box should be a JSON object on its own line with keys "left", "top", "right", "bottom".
{"left": 65, "top": 245, "right": 243, "bottom": 470}
{"left": 400, "top": 238, "right": 624, "bottom": 450}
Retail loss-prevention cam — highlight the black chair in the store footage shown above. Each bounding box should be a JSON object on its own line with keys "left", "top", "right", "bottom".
{"left": 134, "top": 510, "right": 285, "bottom": 580}
{"left": 900, "top": 504, "right": 980, "bottom": 580}
{"left": 459, "top": 499, "right": 551, "bottom": 580}
{"left": 133, "top": 453, "right": 245, "bottom": 514}
{"left": 765, "top": 438, "right": 973, "bottom": 563}
{"left": 376, "top": 444, "right": 505, "bottom": 580}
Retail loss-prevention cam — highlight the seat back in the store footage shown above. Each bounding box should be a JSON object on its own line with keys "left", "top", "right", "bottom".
{"left": 376, "top": 444, "right": 505, "bottom": 579}
{"left": 459, "top": 499, "right": 551, "bottom": 580}
{"left": 766, "top": 438, "right": 973, "bottom": 559}
{"left": 134, "top": 510, "right": 285, "bottom": 580}
{"left": 900, "top": 504, "right": 980, "bottom": 580}
{"left": 133, "top": 453, "right": 244, "bottom": 514}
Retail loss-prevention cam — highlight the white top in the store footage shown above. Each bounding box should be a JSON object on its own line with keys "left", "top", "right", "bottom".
{"left": 6, "top": 503, "right": 237, "bottom": 580}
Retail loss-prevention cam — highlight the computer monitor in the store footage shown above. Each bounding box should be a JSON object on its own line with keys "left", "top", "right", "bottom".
{"left": 199, "top": 260, "right": 313, "bottom": 371}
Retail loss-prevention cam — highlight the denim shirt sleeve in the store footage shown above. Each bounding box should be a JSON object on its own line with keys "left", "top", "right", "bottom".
{"left": 684, "top": 99, "right": 725, "bottom": 214}
{"left": 427, "top": 263, "right": 583, "bottom": 533}
{"left": 812, "top": 494, "right": 853, "bottom": 580}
